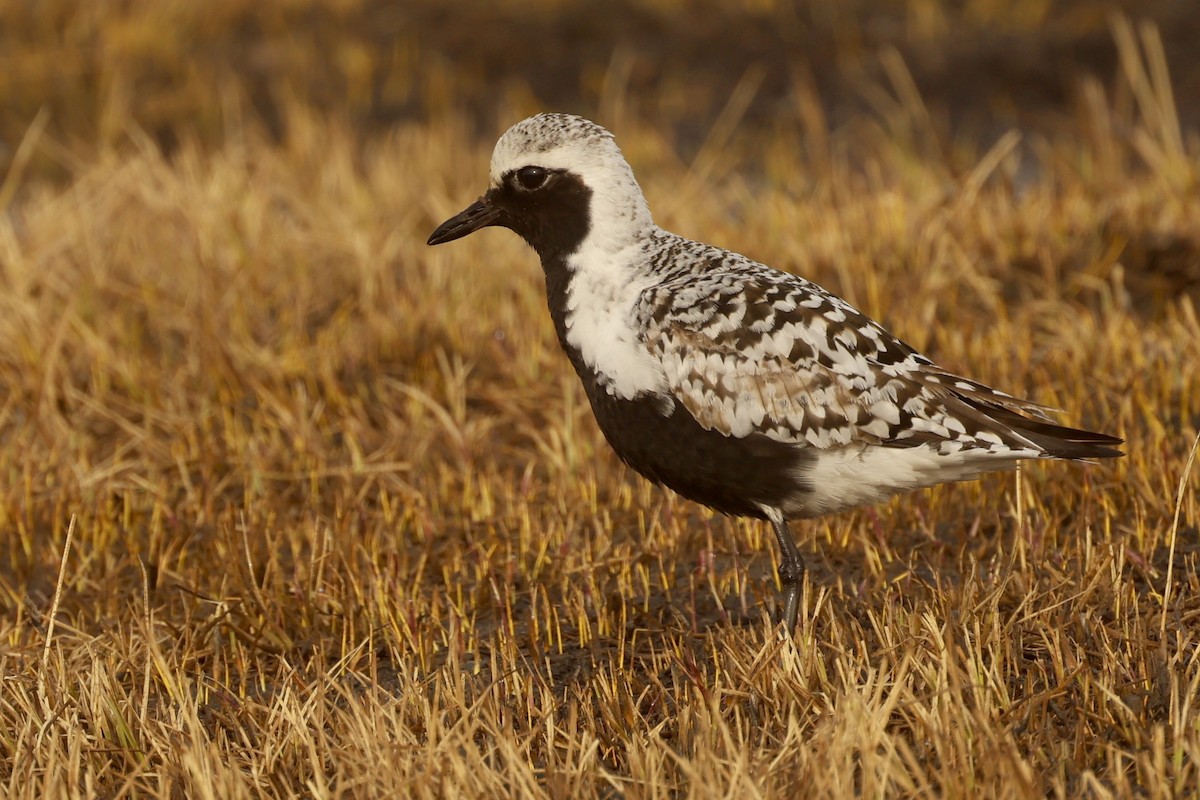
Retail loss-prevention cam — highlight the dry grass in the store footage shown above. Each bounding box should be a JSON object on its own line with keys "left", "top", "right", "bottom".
{"left": 1, "top": 2, "right": 1199, "bottom": 797}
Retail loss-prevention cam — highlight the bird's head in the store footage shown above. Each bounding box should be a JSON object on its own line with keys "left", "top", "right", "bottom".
{"left": 427, "top": 113, "right": 653, "bottom": 261}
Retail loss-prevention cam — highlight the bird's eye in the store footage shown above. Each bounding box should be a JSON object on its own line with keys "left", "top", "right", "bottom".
{"left": 516, "top": 166, "right": 548, "bottom": 191}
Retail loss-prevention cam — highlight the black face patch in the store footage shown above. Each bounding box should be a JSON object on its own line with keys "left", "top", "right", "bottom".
{"left": 490, "top": 169, "right": 592, "bottom": 260}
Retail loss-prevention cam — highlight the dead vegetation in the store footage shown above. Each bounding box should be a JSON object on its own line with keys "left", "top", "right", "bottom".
{"left": 0, "top": 2, "right": 1198, "bottom": 797}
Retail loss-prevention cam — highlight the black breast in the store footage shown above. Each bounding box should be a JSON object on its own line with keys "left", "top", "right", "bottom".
{"left": 582, "top": 386, "right": 813, "bottom": 519}
{"left": 540, "top": 253, "right": 811, "bottom": 519}
{"left": 507, "top": 174, "right": 812, "bottom": 519}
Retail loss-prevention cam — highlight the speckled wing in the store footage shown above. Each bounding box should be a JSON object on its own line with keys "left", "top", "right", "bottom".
{"left": 637, "top": 262, "right": 1053, "bottom": 455}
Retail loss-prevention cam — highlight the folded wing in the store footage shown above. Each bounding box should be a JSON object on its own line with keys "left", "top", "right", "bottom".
{"left": 638, "top": 263, "right": 1121, "bottom": 460}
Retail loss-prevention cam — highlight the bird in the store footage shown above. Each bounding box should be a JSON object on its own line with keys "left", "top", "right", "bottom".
{"left": 426, "top": 113, "right": 1123, "bottom": 630}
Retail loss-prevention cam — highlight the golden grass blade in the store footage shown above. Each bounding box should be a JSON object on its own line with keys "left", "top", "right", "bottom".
{"left": 1161, "top": 431, "right": 1200, "bottom": 635}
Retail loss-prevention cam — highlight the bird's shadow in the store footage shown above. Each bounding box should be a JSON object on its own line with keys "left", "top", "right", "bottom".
{"left": 385, "top": 541, "right": 959, "bottom": 699}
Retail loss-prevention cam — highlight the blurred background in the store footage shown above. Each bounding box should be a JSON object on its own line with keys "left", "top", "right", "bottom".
{"left": 2, "top": 4, "right": 1198, "bottom": 794}
{"left": 3, "top": 0, "right": 1199, "bottom": 176}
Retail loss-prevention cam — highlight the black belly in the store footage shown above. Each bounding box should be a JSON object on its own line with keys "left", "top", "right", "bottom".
{"left": 540, "top": 260, "right": 811, "bottom": 518}
{"left": 582, "top": 383, "right": 813, "bottom": 519}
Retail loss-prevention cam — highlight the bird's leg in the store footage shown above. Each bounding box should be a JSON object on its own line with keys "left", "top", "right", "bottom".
{"left": 769, "top": 514, "right": 805, "bottom": 632}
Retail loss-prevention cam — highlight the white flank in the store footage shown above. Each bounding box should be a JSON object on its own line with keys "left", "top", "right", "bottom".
{"left": 785, "top": 445, "right": 1037, "bottom": 518}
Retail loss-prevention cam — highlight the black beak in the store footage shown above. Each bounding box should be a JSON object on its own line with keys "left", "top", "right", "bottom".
{"left": 427, "top": 196, "right": 501, "bottom": 245}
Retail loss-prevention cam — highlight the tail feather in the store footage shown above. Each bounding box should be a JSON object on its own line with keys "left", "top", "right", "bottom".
{"left": 916, "top": 366, "right": 1123, "bottom": 460}
{"left": 971, "top": 404, "right": 1124, "bottom": 460}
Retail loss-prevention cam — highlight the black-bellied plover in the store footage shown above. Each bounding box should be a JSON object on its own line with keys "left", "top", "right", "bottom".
{"left": 427, "top": 113, "right": 1123, "bottom": 630}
